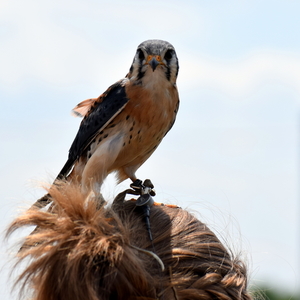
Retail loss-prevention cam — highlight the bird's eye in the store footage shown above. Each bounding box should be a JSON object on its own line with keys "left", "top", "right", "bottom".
{"left": 137, "top": 49, "right": 145, "bottom": 60}
{"left": 164, "top": 49, "right": 174, "bottom": 60}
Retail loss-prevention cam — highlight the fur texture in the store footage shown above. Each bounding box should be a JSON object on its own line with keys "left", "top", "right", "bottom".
{"left": 7, "top": 182, "right": 252, "bottom": 300}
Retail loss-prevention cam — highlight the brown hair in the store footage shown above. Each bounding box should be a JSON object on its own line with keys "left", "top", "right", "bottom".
{"left": 7, "top": 182, "right": 252, "bottom": 300}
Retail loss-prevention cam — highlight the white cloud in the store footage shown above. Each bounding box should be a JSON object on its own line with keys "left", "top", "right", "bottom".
{"left": 181, "top": 49, "right": 300, "bottom": 98}
{"left": 1, "top": 0, "right": 300, "bottom": 101}
{"left": 0, "top": 1, "right": 105, "bottom": 87}
{"left": 0, "top": 0, "right": 202, "bottom": 89}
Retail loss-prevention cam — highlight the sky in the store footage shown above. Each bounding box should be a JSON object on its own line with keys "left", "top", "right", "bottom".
{"left": 1, "top": 0, "right": 299, "bottom": 298}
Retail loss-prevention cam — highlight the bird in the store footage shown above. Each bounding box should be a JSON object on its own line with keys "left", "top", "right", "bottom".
{"left": 35, "top": 39, "right": 180, "bottom": 208}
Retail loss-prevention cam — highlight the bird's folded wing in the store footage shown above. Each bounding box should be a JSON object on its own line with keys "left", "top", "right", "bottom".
{"left": 57, "top": 80, "right": 129, "bottom": 178}
{"left": 72, "top": 98, "right": 96, "bottom": 118}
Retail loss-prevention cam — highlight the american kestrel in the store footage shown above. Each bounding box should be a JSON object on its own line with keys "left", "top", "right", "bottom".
{"left": 36, "top": 39, "right": 179, "bottom": 207}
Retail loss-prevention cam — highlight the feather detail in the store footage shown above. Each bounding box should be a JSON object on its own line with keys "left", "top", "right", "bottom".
{"left": 71, "top": 98, "right": 97, "bottom": 118}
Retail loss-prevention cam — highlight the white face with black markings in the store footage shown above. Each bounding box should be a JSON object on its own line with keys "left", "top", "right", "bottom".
{"left": 127, "top": 39, "right": 179, "bottom": 86}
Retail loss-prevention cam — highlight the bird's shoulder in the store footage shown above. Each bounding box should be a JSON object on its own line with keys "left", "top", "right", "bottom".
{"left": 72, "top": 79, "right": 129, "bottom": 119}
{"left": 68, "top": 79, "right": 130, "bottom": 162}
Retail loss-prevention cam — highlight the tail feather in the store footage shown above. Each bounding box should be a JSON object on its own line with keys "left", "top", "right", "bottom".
{"left": 30, "top": 157, "right": 75, "bottom": 211}
{"left": 31, "top": 193, "right": 51, "bottom": 209}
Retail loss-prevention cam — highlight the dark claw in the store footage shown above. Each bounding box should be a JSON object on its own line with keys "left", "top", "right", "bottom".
{"left": 149, "top": 189, "right": 156, "bottom": 196}
{"left": 143, "top": 179, "right": 155, "bottom": 196}
{"left": 130, "top": 179, "right": 144, "bottom": 191}
{"left": 130, "top": 178, "right": 156, "bottom": 197}
{"left": 143, "top": 179, "right": 154, "bottom": 189}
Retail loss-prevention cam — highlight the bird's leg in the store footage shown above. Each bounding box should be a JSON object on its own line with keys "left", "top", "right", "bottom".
{"left": 91, "top": 182, "right": 107, "bottom": 209}
{"left": 79, "top": 178, "right": 107, "bottom": 209}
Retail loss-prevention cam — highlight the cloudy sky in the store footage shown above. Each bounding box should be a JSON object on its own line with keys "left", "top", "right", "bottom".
{"left": 1, "top": 0, "right": 299, "bottom": 298}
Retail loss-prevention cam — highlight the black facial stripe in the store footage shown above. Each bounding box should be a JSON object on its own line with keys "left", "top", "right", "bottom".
{"left": 137, "top": 64, "right": 145, "bottom": 81}
{"left": 165, "top": 60, "right": 171, "bottom": 81}
{"left": 175, "top": 59, "right": 179, "bottom": 77}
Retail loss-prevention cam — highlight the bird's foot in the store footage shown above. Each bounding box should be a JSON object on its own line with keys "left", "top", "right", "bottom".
{"left": 112, "top": 179, "right": 155, "bottom": 212}
{"left": 112, "top": 178, "right": 180, "bottom": 211}
{"left": 130, "top": 179, "right": 156, "bottom": 196}
{"left": 129, "top": 179, "right": 156, "bottom": 241}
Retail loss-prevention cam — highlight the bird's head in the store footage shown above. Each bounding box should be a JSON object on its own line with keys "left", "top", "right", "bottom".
{"left": 127, "top": 39, "right": 179, "bottom": 86}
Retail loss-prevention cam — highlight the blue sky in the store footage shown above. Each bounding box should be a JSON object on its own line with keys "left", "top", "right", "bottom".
{"left": 1, "top": 0, "right": 299, "bottom": 298}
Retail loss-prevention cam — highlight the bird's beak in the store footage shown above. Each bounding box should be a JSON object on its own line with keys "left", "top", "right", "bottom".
{"left": 146, "top": 55, "right": 164, "bottom": 71}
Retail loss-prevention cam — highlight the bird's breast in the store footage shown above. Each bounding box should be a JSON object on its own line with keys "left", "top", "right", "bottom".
{"left": 114, "top": 82, "right": 179, "bottom": 155}
{"left": 124, "top": 82, "right": 178, "bottom": 126}
{"left": 82, "top": 81, "right": 179, "bottom": 171}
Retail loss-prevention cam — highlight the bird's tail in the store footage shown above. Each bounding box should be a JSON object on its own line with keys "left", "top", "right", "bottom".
{"left": 30, "top": 193, "right": 52, "bottom": 209}
{"left": 29, "top": 159, "right": 73, "bottom": 210}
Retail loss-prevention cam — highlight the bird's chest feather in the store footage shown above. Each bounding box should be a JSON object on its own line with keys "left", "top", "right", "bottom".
{"left": 84, "top": 81, "right": 178, "bottom": 163}
{"left": 122, "top": 83, "right": 178, "bottom": 145}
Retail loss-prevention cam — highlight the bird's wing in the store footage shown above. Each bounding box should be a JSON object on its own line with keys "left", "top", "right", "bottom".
{"left": 71, "top": 98, "right": 96, "bottom": 118}
{"left": 57, "top": 80, "right": 129, "bottom": 179}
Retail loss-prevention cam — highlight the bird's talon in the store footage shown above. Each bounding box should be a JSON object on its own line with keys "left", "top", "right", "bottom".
{"left": 143, "top": 179, "right": 154, "bottom": 189}
{"left": 130, "top": 179, "right": 144, "bottom": 191}
{"left": 130, "top": 179, "right": 156, "bottom": 197}
{"left": 150, "top": 189, "right": 156, "bottom": 196}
